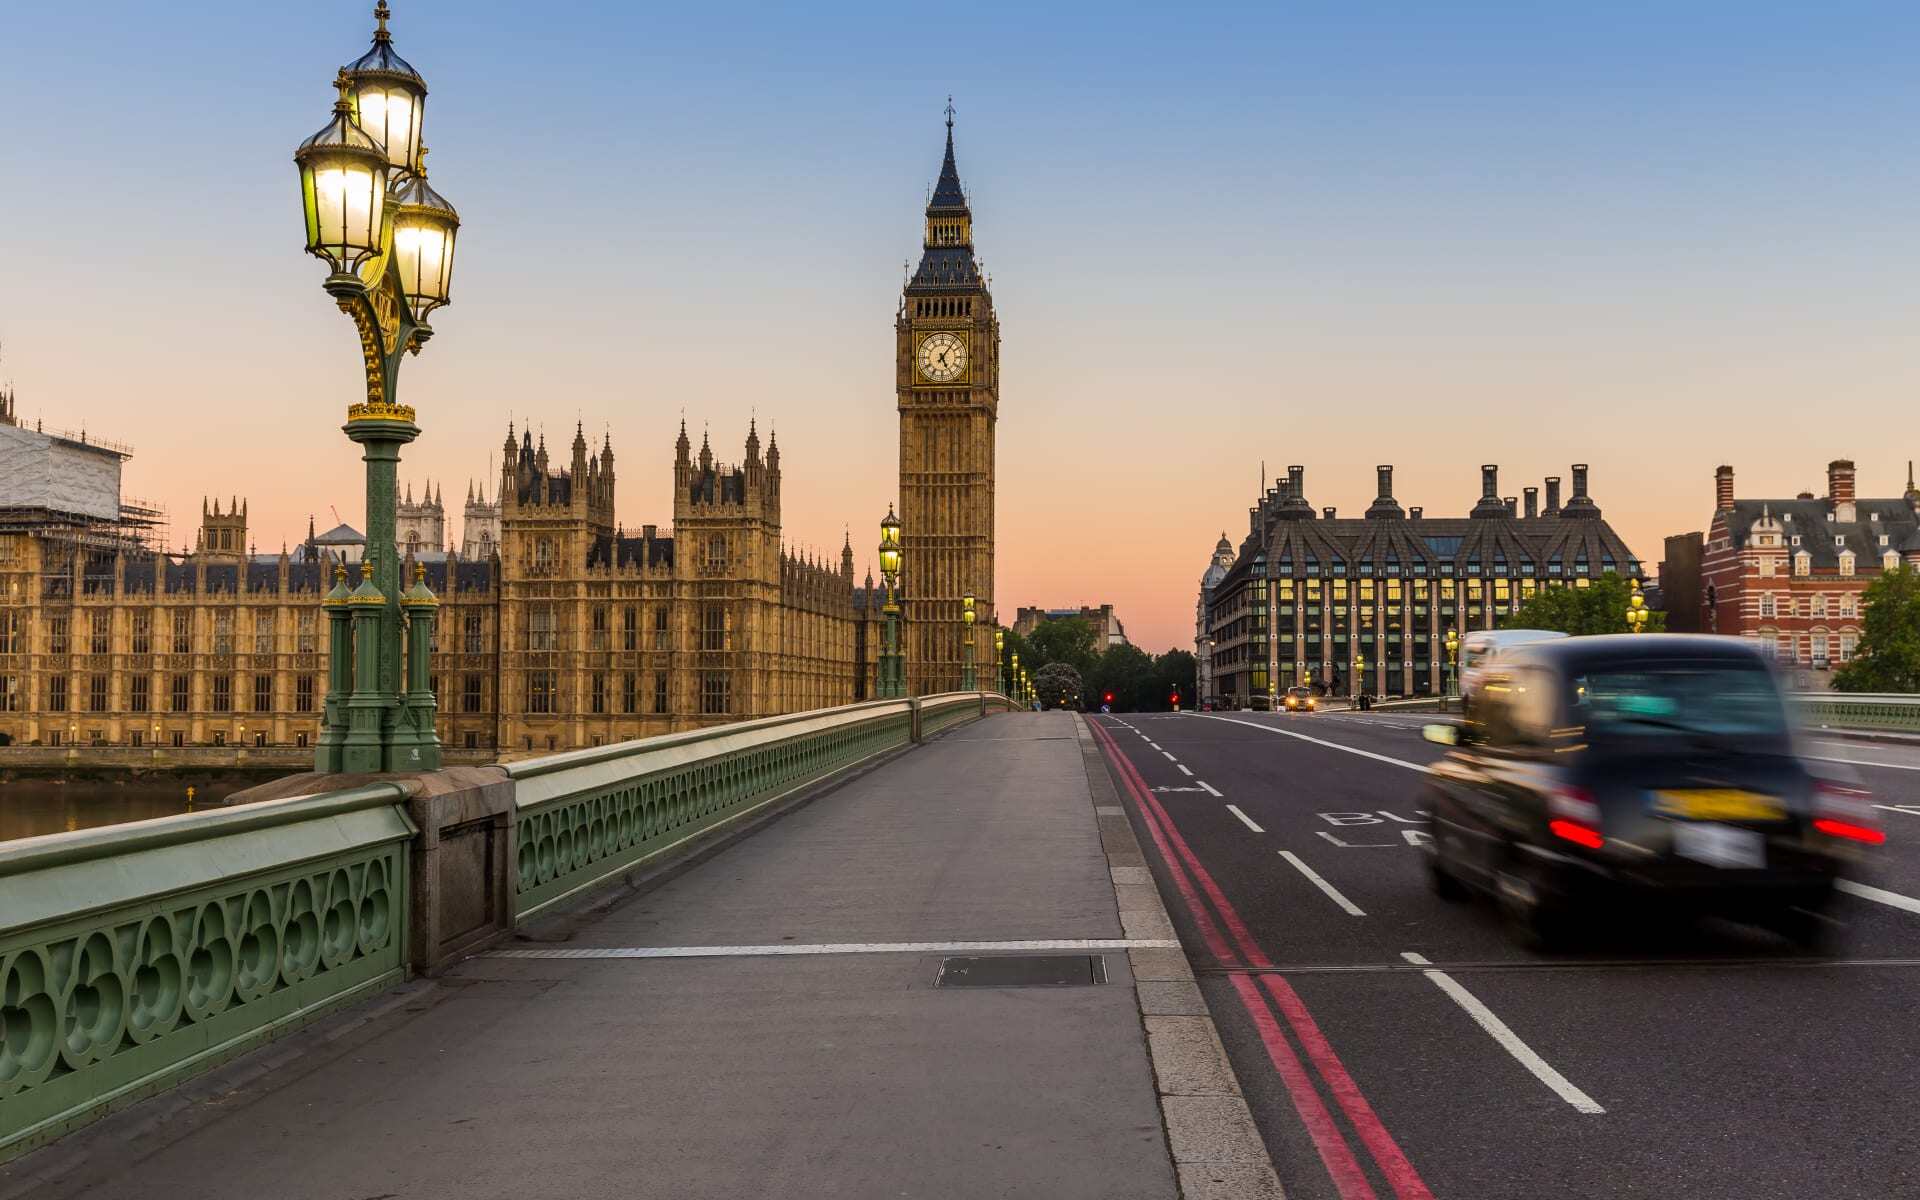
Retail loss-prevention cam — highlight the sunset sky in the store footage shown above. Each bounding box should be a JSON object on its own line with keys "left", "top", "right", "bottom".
{"left": 5, "top": 2, "right": 1920, "bottom": 651}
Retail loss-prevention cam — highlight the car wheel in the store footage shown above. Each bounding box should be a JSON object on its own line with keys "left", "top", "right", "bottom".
{"left": 1495, "top": 858, "right": 1568, "bottom": 952}
{"left": 1426, "top": 834, "right": 1469, "bottom": 902}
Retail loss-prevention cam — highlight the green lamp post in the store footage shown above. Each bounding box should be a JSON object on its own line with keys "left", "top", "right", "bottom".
{"left": 295, "top": 3, "right": 457, "bottom": 773}
{"left": 1444, "top": 627, "right": 1460, "bottom": 711}
{"left": 962, "top": 593, "right": 977, "bottom": 691}
{"left": 1627, "top": 579, "right": 1649, "bottom": 633}
{"left": 994, "top": 628, "right": 1006, "bottom": 696}
{"left": 878, "top": 508, "right": 904, "bottom": 699}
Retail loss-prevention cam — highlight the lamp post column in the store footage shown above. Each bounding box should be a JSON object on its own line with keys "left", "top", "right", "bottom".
{"left": 400, "top": 562, "right": 441, "bottom": 769}
{"left": 342, "top": 560, "right": 389, "bottom": 773}
{"left": 317, "top": 563, "right": 353, "bottom": 771}
{"left": 962, "top": 593, "right": 976, "bottom": 692}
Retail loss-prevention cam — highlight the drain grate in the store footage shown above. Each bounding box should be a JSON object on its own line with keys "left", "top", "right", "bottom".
{"left": 935, "top": 954, "right": 1108, "bottom": 988}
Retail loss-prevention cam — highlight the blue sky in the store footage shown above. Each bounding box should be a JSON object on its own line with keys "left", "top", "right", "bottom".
{"left": 5, "top": 2, "right": 1920, "bottom": 648}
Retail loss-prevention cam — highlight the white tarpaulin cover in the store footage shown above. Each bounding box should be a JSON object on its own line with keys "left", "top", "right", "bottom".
{"left": 0, "top": 423, "right": 123, "bottom": 522}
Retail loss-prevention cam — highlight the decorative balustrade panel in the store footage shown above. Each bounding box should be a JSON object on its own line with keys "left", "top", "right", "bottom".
{"left": 1791, "top": 693, "right": 1920, "bottom": 734}
{"left": 0, "top": 789, "right": 413, "bottom": 1161}
{"left": 514, "top": 708, "right": 917, "bottom": 918}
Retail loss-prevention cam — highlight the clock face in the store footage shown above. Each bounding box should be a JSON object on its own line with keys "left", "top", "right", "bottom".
{"left": 917, "top": 331, "right": 968, "bottom": 383}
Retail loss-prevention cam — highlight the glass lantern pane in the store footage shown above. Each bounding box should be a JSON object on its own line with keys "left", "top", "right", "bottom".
{"left": 357, "top": 85, "right": 421, "bottom": 171}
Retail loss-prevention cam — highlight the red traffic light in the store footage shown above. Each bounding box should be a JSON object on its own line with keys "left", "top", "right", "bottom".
{"left": 1103, "top": 692, "right": 1115, "bottom": 704}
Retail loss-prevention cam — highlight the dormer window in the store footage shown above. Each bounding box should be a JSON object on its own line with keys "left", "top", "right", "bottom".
{"left": 1836, "top": 536, "right": 1846, "bottom": 548}
{"left": 1885, "top": 551, "right": 1900, "bottom": 572}
{"left": 1880, "top": 535, "right": 1891, "bottom": 547}
{"left": 1791, "top": 535, "right": 1801, "bottom": 546}
{"left": 1794, "top": 551, "right": 1811, "bottom": 576}
{"left": 1840, "top": 551, "right": 1856, "bottom": 577}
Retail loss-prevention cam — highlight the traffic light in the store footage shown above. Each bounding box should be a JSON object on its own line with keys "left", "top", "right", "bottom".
{"left": 1103, "top": 691, "right": 1115, "bottom": 705}
{"left": 1169, "top": 687, "right": 1182, "bottom": 712}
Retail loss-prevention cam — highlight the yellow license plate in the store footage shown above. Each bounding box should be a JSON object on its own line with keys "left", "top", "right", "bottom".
{"left": 1653, "top": 789, "right": 1784, "bottom": 821}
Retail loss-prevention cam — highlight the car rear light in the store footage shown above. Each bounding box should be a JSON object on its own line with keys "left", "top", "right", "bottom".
{"left": 1547, "top": 786, "right": 1603, "bottom": 849}
{"left": 1814, "top": 783, "right": 1884, "bottom": 845}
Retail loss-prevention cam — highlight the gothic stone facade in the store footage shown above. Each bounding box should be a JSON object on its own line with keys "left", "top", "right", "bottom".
{"left": 1205, "top": 463, "right": 1642, "bottom": 705}
{"left": 0, "top": 423, "right": 884, "bottom": 755}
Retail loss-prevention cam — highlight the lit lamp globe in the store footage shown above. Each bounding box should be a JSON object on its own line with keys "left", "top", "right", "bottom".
{"left": 295, "top": 70, "right": 390, "bottom": 291}
{"left": 390, "top": 158, "right": 459, "bottom": 327}
{"left": 878, "top": 509, "right": 902, "bottom": 582}
{"left": 963, "top": 593, "right": 976, "bottom": 626}
{"left": 345, "top": 2, "right": 427, "bottom": 178}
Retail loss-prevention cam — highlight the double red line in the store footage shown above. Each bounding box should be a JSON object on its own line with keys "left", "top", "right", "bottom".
{"left": 1090, "top": 719, "right": 1433, "bottom": 1200}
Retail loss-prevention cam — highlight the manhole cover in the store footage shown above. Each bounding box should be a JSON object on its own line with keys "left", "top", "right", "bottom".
{"left": 935, "top": 954, "right": 1108, "bottom": 988}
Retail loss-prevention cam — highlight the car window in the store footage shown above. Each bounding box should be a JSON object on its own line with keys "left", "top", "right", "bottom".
{"left": 1568, "top": 664, "right": 1788, "bottom": 741}
{"left": 1476, "top": 671, "right": 1519, "bottom": 746}
{"left": 1507, "top": 667, "right": 1558, "bottom": 744}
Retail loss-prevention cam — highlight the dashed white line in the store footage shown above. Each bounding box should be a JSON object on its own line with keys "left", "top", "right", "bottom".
{"left": 1177, "top": 763, "right": 1194, "bottom": 776}
{"left": 1400, "top": 951, "right": 1606, "bottom": 1114}
{"left": 1838, "top": 880, "right": 1920, "bottom": 916}
{"left": 1226, "top": 805, "right": 1265, "bottom": 833}
{"left": 1161, "top": 751, "right": 1177, "bottom": 762}
{"left": 1198, "top": 781, "right": 1223, "bottom": 797}
{"left": 1147, "top": 742, "right": 1162, "bottom": 750}
{"left": 1808, "top": 754, "right": 1920, "bottom": 772}
{"left": 1189, "top": 713, "right": 1433, "bottom": 773}
{"left": 1278, "top": 850, "right": 1367, "bottom": 916}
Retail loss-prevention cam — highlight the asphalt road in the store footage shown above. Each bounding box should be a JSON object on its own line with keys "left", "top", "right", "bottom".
{"left": 1089, "top": 709, "right": 1920, "bottom": 1200}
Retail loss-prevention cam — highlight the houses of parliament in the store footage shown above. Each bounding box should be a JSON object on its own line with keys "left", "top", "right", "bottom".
{"left": 0, "top": 115, "right": 1000, "bottom": 756}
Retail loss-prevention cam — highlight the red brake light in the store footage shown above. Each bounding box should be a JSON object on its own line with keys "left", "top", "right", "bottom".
{"left": 1547, "top": 786, "right": 1603, "bottom": 849}
{"left": 1549, "top": 819, "right": 1605, "bottom": 849}
{"left": 1813, "top": 818, "right": 1885, "bottom": 845}
{"left": 1814, "top": 783, "right": 1883, "bottom": 845}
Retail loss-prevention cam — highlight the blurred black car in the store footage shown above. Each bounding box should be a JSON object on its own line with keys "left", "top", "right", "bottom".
{"left": 1422, "top": 635, "right": 1881, "bottom": 950}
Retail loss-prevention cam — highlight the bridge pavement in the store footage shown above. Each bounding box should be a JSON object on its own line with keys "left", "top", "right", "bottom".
{"left": 3, "top": 713, "right": 1254, "bottom": 1200}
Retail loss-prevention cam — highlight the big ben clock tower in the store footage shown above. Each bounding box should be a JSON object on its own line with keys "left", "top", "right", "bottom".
{"left": 898, "top": 103, "right": 998, "bottom": 695}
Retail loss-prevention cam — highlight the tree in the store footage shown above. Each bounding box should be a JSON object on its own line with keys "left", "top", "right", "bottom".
{"left": 1027, "top": 616, "right": 1100, "bottom": 677}
{"left": 1501, "top": 573, "right": 1665, "bottom": 637}
{"left": 1834, "top": 566, "right": 1920, "bottom": 692}
{"left": 1088, "top": 643, "right": 1154, "bottom": 710}
{"left": 1033, "top": 662, "right": 1085, "bottom": 710}
{"left": 1151, "top": 649, "right": 1197, "bottom": 710}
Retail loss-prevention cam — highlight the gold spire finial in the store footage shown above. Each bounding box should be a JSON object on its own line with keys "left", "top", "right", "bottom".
{"left": 333, "top": 68, "right": 354, "bottom": 113}
{"left": 415, "top": 561, "right": 426, "bottom": 584}
{"left": 374, "top": 1, "right": 392, "bottom": 41}
{"left": 334, "top": 562, "right": 347, "bottom": 585}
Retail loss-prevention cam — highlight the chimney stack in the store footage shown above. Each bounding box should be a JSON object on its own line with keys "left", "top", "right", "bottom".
{"left": 1322, "top": 506, "right": 1336, "bottom": 520}
{"left": 1524, "top": 487, "right": 1539, "bottom": 519}
{"left": 1409, "top": 506, "right": 1423, "bottom": 520}
{"left": 1571, "top": 464, "right": 1590, "bottom": 500}
{"left": 1505, "top": 496, "right": 1518, "bottom": 516}
{"left": 1289, "top": 465, "right": 1305, "bottom": 497}
{"left": 1829, "top": 459, "right": 1857, "bottom": 522}
{"left": 1544, "top": 476, "right": 1562, "bottom": 515}
{"left": 1376, "top": 465, "right": 1394, "bottom": 500}
{"left": 1715, "top": 465, "right": 1735, "bottom": 512}
{"left": 1481, "top": 464, "right": 1499, "bottom": 499}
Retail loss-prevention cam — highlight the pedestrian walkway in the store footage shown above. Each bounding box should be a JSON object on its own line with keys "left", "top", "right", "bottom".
{"left": 5, "top": 714, "right": 1190, "bottom": 1200}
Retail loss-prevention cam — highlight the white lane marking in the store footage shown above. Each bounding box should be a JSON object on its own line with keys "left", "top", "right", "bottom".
{"left": 1227, "top": 805, "right": 1265, "bottom": 833}
{"left": 1317, "top": 830, "right": 1398, "bottom": 848}
{"left": 1148, "top": 742, "right": 1162, "bottom": 750}
{"left": 1837, "top": 880, "right": 1920, "bottom": 916}
{"left": 1178, "top": 763, "right": 1195, "bottom": 776}
{"left": 1807, "top": 754, "right": 1920, "bottom": 773}
{"left": 1190, "top": 713, "right": 1434, "bottom": 774}
{"left": 1401, "top": 951, "right": 1606, "bottom": 1114}
{"left": 1198, "top": 780, "right": 1223, "bottom": 797}
{"left": 1161, "top": 751, "right": 1177, "bottom": 762}
{"left": 488, "top": 938, "right": 1180, "bottom": 960}
{"left": 1873, "top": 804, "right": 1920, "bottom": 816}
{"left": 1279, "top": 850, "right": 1367, "bottom": 916}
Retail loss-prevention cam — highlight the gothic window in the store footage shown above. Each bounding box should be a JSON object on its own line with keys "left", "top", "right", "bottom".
{"left": 654, "top": 606, "right": 670, "bottom": 650}
{"left": 590, "top": 672, "right": 607, "bottom": 715}
{"left": 621, "top": 671, "right": 638, "bottom": 714}
{"left": 706, "top": 536, "right": 728, "bottom": 571}
{"left": 701, "top": 671, "right": 730, "bottom": 715}
{"left": 406, "top": 533, "right": 419, "bottom": 557}
{"left": 173, "top": 611, "right": 192, "bottom": 653}
{"left": 622, "top": 606, "right": 638, "bottom": 651}
{"left": 529, "top": 605, "right": 555, "bottom": 651}
{"left": 89, "top": 612, "right": 109, "bottom": 654}
{"left": 48, "top": 616, "right": 68, "bottom": 655}
{"left": 130, "top": 611, "right": 150, "bottom": 654}
{"left": 170, "top": 674, "right": 189, "bottom": 712}
{"left": 253, "top": 674, "right": 272, "bottom": 712}
{"left": 464, "top": 612, "right": 484, "bottom": 654}
{"left": 480, "top": 531, "right": 494, "bottom": 557}
{"left": 702, "top": 604, "right": 726, "bottom": 652}
{"left": 534, "top": 537, "right": 556, "bottom": 575}
{"left": 0, "top": 611, "right": 21, "bottom": 654}
{"left": 297, "top": 675, "right": 316, "bottom": 713}
{"left": 254, "top": 611, "right": 274, "bottom": 656}
{"left": 591, "top": 605, "right": 609, "bottom": 651}
{"left": 653, "top": 671, "right": 669, "bottom": 714}
{"left": 129, "top": 676, "right": 148, "bottom": 713}
{"left": 88, "top": 674, "right": 108, "bottom": 713}
{"left": 213, "top": 610, "right": 234, "bottom": 655}
{"left": 212, "top": 675, "right": 232, "bottom": 713}
{"left": 527, "top": 670, "right": 557, "bottom": 714}
{"left": 47, "top": 674, "right": 67, "bottom": 712}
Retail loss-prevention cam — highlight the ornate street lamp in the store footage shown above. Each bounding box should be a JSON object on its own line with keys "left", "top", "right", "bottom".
{"left": 994, "top": 628, "right": 1006, "bottom": 697}
{"left": 1444, "top": 627, "right": 1460, "bottom": 711}
{"left": 962, "top": 593, "right": 977, "bottom": 691}
{"left": 293, "top": 3, "right": 456, "bottom": 774}
{"left": 1352, "top": 653, "right": 1366, "bottom": 706}
{"left": 1627, "top": 579, "right": 1649, "bottom": 634}
{"left": 878, "top": 507, "right": 904, "bottom": 698}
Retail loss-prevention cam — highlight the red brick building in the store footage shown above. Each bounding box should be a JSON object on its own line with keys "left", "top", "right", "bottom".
{"left": 1691, "top": 459, "right": 1916, "bottom": 687}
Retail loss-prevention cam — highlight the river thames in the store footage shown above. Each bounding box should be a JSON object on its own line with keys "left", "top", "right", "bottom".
{"left": 0, "top": 780, "right": 259, "bottom": 842}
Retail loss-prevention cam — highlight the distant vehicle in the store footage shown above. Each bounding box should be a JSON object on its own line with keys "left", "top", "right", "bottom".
{"left": 1457, "top": 629, "right": 1567, "bottom": 708}
{"left": 1421, "top": 635, "right": 1880, "bottom": 950}
{"left": 1282, "top": 686, "right": 1317, "bottom": 713}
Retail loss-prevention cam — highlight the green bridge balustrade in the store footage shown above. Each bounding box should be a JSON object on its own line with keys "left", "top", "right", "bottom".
{"left": 1789, "top": 692, "right": 1920, "bottom": 735}
{"left": 0, "top": 692, "right": 1008, "bottom": 1161}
